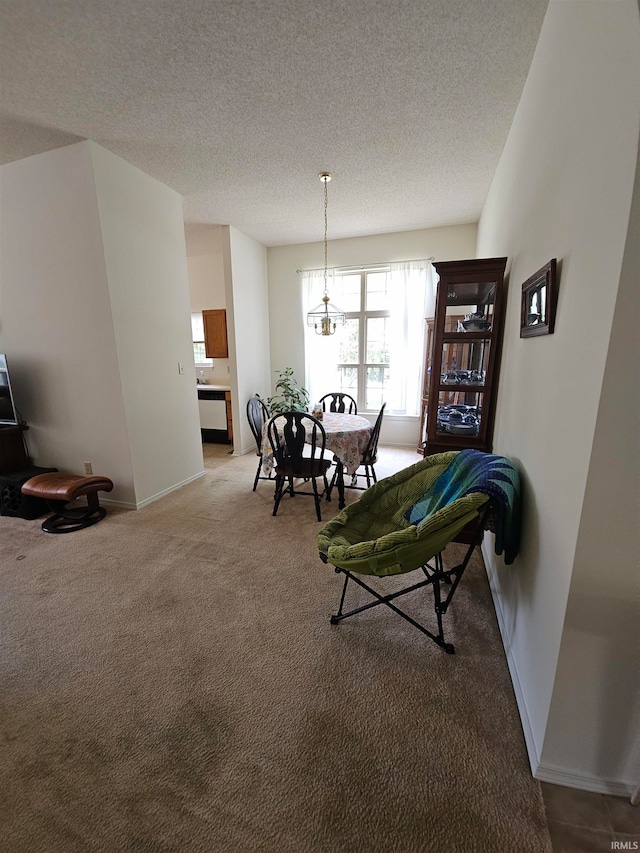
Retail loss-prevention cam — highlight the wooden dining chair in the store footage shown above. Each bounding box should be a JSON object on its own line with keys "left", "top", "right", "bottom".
{"left": 319, "top": 392, "right": 358, "bottom": 415}
{"left": 327, "top": 403, "right": 386, "bottom": 498}
{"left": 266, "top": 411, "right": 332, "bottom": 521}
{"left": 246, "top": 396, "right": 272, "bottom": 491}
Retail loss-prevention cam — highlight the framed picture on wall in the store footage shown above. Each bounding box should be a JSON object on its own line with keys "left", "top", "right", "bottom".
{"left": 520, "top": 258, "right": 558, "bottom": 338}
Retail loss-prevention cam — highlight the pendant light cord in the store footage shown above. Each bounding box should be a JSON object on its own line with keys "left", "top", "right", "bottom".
{"left": 323, "top": 176, "right": 328, "bottom": 297}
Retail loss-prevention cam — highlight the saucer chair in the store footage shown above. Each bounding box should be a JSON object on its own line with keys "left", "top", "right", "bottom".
{"left": 317, "top": 449, "right": 521, "bottom": 653}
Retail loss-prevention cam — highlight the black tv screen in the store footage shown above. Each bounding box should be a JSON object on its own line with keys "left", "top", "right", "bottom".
{"left": 0, "top": 354, "right": 19, "bottom": 425}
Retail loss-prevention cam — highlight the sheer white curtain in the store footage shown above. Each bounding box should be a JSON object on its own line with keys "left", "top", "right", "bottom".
{"left": 303, "top": 268, "right": 340, "bottom": 406}
{"left": 303, "top": 260, "right": 437, "bottom": 415}
{"left": 387, "top": 260, "right": 436, "bottom": 416}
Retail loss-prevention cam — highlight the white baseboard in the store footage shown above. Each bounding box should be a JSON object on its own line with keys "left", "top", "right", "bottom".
{"left": 535, "top": 762, "right": 637, "bottom": 798}
{"left": 101, "top": 469, "right": 207, "bottom": 511}
{"left": 481, "top": 540, "right": 542, "bottom": 776}
{"left": 99, "top": 497, "right": 137, "bottom": 510}
{"left": 481, "top": 540, "right": 638, "bottom": 800}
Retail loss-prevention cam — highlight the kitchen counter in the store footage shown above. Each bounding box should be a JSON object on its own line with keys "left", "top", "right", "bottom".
{"left": 197, "top": 384, "right": 230, "bottom": 392}
{"left": 197, "top": 385, "right": 232, "bottom": 444}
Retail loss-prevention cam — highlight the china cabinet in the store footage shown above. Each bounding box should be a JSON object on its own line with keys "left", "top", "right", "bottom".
{"left": 420, "top": 257, "right": 508, "bottom": 457}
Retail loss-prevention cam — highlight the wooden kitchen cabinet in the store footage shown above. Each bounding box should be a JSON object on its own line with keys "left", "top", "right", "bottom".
{"left": 420, "top": 257, "right": 508, "bottom": 457}
{"left": 203, "top": 309, "right": 228, "bottom": 358}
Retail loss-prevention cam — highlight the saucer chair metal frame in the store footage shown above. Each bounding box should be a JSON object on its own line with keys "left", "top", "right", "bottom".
{"left": 247, "top": 397, "right": 273, "bottom": 491}
{"left": 267, "top": 411, "right": 332, "bottom": 522}
{"left": 318, "top": 452, "right": 493, "bottom": 653}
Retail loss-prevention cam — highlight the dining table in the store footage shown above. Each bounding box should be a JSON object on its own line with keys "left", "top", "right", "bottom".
{"left": 261, "top": 411, "right": 373, "bottom": 509}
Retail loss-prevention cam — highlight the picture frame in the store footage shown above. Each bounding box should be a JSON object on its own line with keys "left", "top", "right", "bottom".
{"left": 520, "top": 258, "right": 557, "bottom": 338}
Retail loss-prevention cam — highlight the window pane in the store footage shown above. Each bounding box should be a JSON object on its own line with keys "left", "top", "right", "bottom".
{"left": 366, "top": 272, "right": 389, "bottom": 311}
{"left": 333, "top": 274, "right": 361, "bottom": 312}
{"left": 338, "top": 366, "right": 358, "bottom": 397}
{"left": 366, "top": 317, "right": 389, "bottom": 364}
{"left": 193, "top": 342, "right": 208, "bottom": 362}
{"left": 365, "top": 366, "right": 389, "bottom": 411}
{"left": 191, "top": 312, "right": 204, "bottom": 341}
{"left": 337, "top": 318, "right": 359, "bottom": 363}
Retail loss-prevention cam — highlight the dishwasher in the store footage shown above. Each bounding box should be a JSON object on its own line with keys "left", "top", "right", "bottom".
{"left": 197, "top": 388, "right": 230, "bottom": 443}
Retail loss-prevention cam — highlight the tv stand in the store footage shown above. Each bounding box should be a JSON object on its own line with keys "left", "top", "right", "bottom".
{"left": 0, "top": 424, "right": 29, "bottom": 475}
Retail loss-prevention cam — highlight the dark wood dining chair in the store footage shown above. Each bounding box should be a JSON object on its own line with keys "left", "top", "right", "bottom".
{"left": 246, "top": 396, "right": 272, "bottom": 491}
{"left": 266, "top": 411, "right": 332, "bottom": 521}
{"left": 327, "top": 403, "right": 386, "bottom": 498}
{"left": 319, "top": 392, "right": 358, "bottom": 414}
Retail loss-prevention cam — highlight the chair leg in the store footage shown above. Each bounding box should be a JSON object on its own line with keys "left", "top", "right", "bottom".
{"left": 330, "top": 570, "right": 350, "bottom": 621}
{"left": 253, "top": 457, "right": 262, "bottom": 491}
{"left": 329, "top": 565, "right": 456, "bottom": 653}
{"left": 311, "top": 476, "right": 322, "bottom": 522}
{"left": 326, "top": 466, "right": 337, "bottom": 501}
{"left": 323, "top": 473, "right": 330, "bottom": 500}
{"left": 371, "top": 464, "right": 377, "bottom": 484}
{"left": 272, "top": 476, "right": 285, "bottom": 516}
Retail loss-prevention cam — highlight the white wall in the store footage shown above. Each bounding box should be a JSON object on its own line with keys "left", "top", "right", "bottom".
{"left": 185, "top": 224, "right": 230, "bottom": 385}
{"left": 90, "top": 143, "right": 204, "bottom": 507}
{"left": 0, "top": 140, "right": 205, "bottom": 509}
{"left": 224, "top": 226, "right": 272, "bottom": 455}
{"left": 267, "top": 223, "right": 477, "bottom": 446}
{"left": 185, "top": 223, "right": 226, "bottom": 310}
{"left": 541, "top": 141, "right": 640, "bottom": 793}
{"left": 0, "top": 142, "right": 134, "bottom": 503}
{"left": 476, "top": 0, "right": 640, "bottom": 793}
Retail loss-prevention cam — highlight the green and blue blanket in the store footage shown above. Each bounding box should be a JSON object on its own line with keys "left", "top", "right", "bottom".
{"left": 405, "top": 449, "right": 521, "bottom": 564}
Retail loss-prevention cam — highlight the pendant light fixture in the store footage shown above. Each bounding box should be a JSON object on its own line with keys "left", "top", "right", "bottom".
{"left": 306, "top": 172, "right": 346, "bottom": 336}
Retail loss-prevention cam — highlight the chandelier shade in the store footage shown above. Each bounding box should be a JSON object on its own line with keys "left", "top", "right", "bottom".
{"left": 306, "top": 172, "right": 346, "bottom": 336}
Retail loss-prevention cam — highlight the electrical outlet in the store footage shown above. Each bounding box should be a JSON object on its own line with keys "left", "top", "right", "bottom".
{"left": 84, "top": 462, "right": 93, "bottom": 475}
{"left": 178, "top": 361, "right": 185, "bottom": 375}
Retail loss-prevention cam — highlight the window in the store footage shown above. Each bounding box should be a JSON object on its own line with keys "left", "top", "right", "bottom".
{"left": 191, "top": 312, "right": 213, "bottom": 366}
{"left": 329, "top": 270, "right": 391, "bottom": 412}
{"left": 304, "top": 261, "right": 434, "bottom": 416}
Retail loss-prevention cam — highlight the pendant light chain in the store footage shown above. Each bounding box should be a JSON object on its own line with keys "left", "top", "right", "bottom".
{"left": 305, "top": 171, "right": 345, "bottom": 336}
{"left": 323, "top": 176, "right": 329, "bottom": 297}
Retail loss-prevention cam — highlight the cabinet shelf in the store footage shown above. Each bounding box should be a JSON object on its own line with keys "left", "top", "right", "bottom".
{"left": 442, "top": 331, "right": 493, "bottom": 341}
{"left": 436, "top": 383, "right": 486, "bottom": 393}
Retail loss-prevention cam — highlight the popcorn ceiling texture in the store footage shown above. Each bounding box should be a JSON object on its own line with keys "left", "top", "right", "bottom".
{"left": 0, "top": 0, "right": 549, "bottom": 246}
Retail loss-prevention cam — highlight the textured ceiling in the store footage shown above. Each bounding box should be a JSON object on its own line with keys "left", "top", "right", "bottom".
{"left": 0, "top": 0, "right": 549, "bottom": 247}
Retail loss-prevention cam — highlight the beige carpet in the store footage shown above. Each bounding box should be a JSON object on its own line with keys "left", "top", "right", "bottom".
{"left": 0, "top": 449, "right": 551, "bottom": 852}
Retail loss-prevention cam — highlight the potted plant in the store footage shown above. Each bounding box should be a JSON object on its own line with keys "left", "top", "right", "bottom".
{"left": 259, "top": 367, "right": 310, "bottom": 414}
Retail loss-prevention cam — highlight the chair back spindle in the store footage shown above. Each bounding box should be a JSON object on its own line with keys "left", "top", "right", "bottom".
{"left": 319, "top": 392, "right": 357, "bottom": 415}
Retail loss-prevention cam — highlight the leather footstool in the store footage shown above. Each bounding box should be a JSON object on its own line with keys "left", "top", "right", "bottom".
{"left": 21, "top": 473, "right": 114, "bottom": 533}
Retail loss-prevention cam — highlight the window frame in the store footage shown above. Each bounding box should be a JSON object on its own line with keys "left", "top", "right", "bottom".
{"left": 191, "top": 312, "right": 213, "bottom": 368}
{"left": 335, "top": 268, "right": 391, "bottom": 413}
